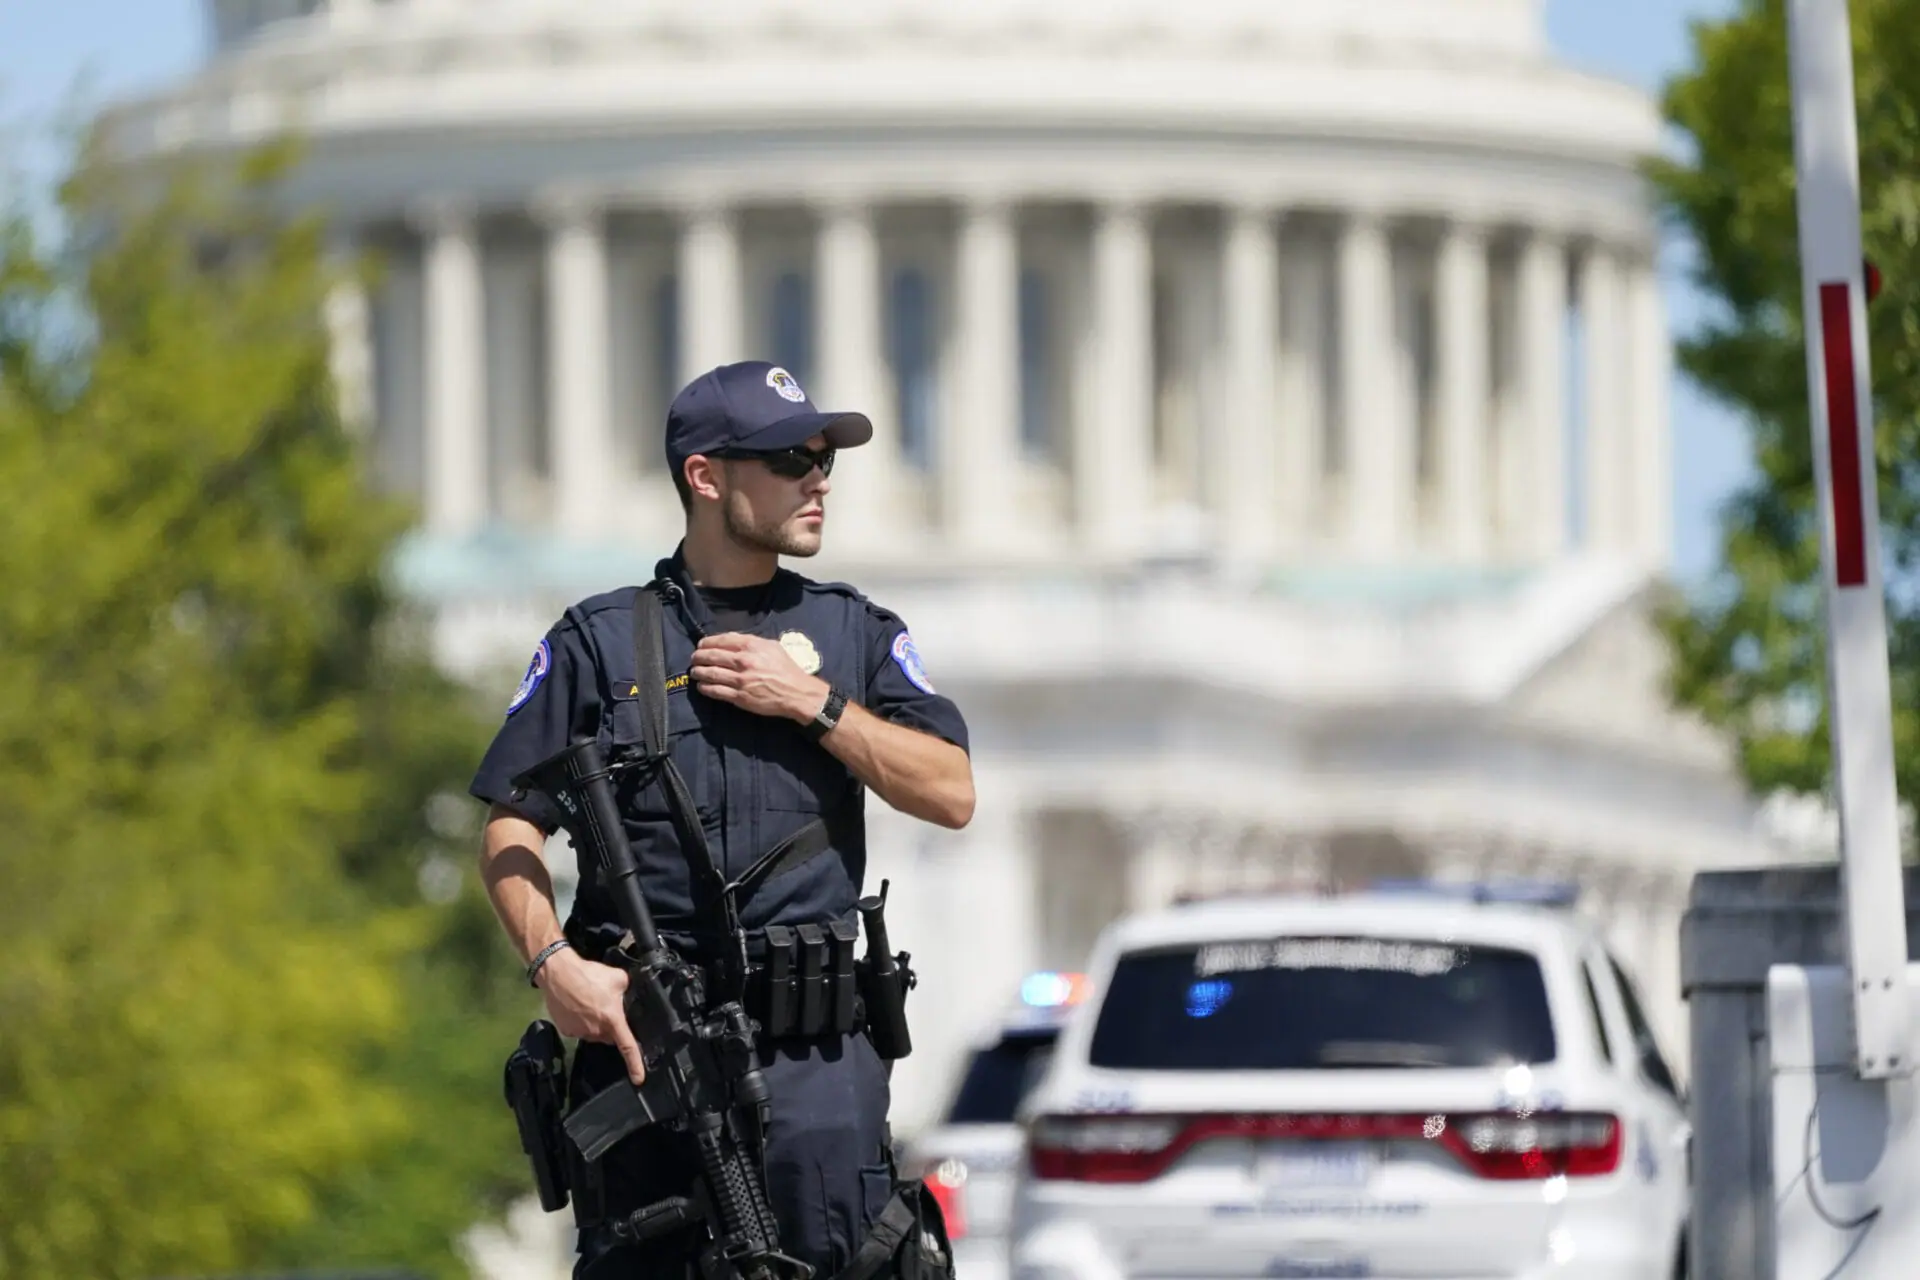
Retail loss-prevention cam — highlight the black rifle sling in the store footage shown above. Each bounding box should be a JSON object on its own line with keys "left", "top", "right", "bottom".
{"left": 834, "top": 1189, "right": 925, "bottom": 1280}
{"left": 632, "top": 587, "right": 738, "bottom": 948}
{"left": 632, "top": 587, "right": 671, "bottom": 760}
{"left": 728, "top": 818, "right": 830, "bottom": 898}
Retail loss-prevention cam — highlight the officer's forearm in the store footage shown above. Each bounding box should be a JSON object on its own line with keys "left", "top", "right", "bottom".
{"left": 817, "top": 701, "right": 975, "bottom": 829}
{"left": 479, "top": 805, "right": 568, "bottom": 964}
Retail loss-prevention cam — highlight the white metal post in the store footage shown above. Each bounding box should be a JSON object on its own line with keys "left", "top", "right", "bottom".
{"left": 1786, "top": 0, "right": 1910, "bottom": 1078}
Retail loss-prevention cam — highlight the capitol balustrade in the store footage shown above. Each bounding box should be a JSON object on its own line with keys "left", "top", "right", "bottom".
{"left": 221, "top": 0, "right": 1546, "bottom": 60}
{"left": 326, "top": 191, "right": 1671, "bottom": 572}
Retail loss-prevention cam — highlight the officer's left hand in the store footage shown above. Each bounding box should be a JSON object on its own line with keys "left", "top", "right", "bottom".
{"left": 689, "top": 632, "right": 825, "bottom": 722}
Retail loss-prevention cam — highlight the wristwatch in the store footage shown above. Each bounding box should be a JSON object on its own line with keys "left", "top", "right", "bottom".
{"left": 804, "top": 685, "right": 848, "bottom": 741}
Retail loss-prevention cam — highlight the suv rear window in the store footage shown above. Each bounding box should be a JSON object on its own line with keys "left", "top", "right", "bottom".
{"left": 945, "top": 1030, "right": 1059, "bottom": 1123}
{"left": 1087, "top": 936, "right": 1557, "bottom": 1071}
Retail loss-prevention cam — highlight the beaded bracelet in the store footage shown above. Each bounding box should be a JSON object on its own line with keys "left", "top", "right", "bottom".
{"left": 525, "top": 938, "right": 573, "bottom": 988}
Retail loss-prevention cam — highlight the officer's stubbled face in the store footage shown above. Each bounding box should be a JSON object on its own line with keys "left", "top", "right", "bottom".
{"left": 711, "top": 433, "right": 832, "bottom": 558}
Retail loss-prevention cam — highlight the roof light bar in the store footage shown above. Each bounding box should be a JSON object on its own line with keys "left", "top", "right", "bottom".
{"left": 1366, "top": 879, "right": 1581, "bottom": 909}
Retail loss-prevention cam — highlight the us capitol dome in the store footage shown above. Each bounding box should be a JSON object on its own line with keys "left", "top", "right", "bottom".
{"left": 112, "top": 0, "right": 1790, "bottom": 1203}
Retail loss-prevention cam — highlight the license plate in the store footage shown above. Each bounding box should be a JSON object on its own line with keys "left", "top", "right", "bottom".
{"left": 1257, "top": 1142, "right": 1377, "bottom": 1188}
{"left": 1264, "top": 1259, "right": 1370, "bottom": 1279}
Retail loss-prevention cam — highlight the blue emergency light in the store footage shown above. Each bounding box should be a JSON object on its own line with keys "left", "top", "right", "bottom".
{"left": 1020, "top": 971, "right": 1086, "bottom": 1008}
{"left": 1185, "top": 979, "right": 1234, "bottom": 1019}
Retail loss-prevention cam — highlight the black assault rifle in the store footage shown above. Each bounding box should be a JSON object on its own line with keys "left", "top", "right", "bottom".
{"left": 513, "top": 736, "right": 814, "bottom": 1280}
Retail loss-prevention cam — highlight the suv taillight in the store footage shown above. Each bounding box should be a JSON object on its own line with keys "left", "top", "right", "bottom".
{"left": 1026, "top": 1112, "right": 1621, "bottom": 1184}
{"left": 1450, "top": 1112, "right": 1621, "bottom": 1179}
{"left": 1026, "top": 1116, "right": 1187, "bottom": 1182}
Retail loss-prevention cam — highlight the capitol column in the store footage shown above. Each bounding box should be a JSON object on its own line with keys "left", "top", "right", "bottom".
{"left": 1221, "top": 203, "right": 1280, "bottom": 560}
{"left": 677, "top": 201, "right": 744, "bottom": 383}
{"left": 1435, "top": 220, "right": 1491, "bottom": 559}
{"left": 1276, "top": 242, "right": 1328, "bottom": 549}
{"left": 1339, "top": 211, "right": 1405, "bottom": 558}
{"left": 1079, "top": 201, "right": 1155, "bottom": 555}
{"left": 1578, "top": 241, "right": 1626, "bottom": 554}
{"left": 815, "top": 198, "right": 893, "bottom": 542}
{"left": 1517, "top": 228, "right": 1569, "bottom": 560}
{"left": 951, "top": 197, "right": 1022, "bottom": 551}
{"left": 418, "top": 202, "right": 488, "bottom": 537}
{"left": 541, "top": 194, "right": 613, "bottom": 543}
{"left": 1627, "top": 252, "right": 1673, "bottom": 569}
{"left": 324, "top": 232, "right": 374, "bottom": 437}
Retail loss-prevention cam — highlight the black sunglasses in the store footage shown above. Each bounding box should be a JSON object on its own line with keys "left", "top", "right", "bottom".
{"left": 718, "top": 444, "right": 836, "bottom": 480}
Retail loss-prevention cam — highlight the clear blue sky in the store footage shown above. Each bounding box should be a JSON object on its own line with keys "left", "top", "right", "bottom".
{"left": 0, "top": 0, "right": 1746, "bottom": 583}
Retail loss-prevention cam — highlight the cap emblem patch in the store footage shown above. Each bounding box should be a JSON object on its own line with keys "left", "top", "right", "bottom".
{"left": 766, "top": 366, "right": 807, "bottom": 403}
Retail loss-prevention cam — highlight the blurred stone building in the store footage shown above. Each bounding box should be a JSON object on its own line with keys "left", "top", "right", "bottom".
{"left": 115, "top": 2, "right": 1791, "bottom": 1242}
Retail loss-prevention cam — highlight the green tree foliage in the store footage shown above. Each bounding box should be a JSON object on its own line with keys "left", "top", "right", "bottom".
{"left": 1653, "top": 0, "right": 1920, "bottom": 804}
{"left": 0, "top": 138, "right": 535, "bottom": 1278}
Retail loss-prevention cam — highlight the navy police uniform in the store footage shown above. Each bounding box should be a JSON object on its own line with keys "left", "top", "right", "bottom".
{"left": 469, "top": 361, "right": 969, "bottom": 1279}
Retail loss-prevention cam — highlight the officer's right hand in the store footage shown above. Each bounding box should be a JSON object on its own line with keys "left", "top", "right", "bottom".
{"left": 535, "top": 950, "right": 648, "bottom": 1086}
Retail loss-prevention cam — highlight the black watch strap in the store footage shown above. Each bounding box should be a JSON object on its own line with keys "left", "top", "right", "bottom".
{"left": 805, "top": 686, "right": 848, "bottom": 740}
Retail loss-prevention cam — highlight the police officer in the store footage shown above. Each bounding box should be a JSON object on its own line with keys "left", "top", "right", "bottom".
{"left": 471, "top": 359, "right": 974, "bottom": 1279}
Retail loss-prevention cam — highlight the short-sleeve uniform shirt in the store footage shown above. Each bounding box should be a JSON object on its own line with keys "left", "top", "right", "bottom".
{"left": 468, "top": 546, "right": 968, "bottom": 950}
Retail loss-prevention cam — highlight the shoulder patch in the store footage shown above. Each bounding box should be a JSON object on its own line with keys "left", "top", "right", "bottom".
{"left": 506, "top": 639, "right": 551, "bottom": 715}
{"left": 891, "top": 631, "right": 937, "bottom": 695}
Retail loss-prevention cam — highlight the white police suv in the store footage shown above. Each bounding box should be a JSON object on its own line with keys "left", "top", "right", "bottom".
{"left": 1007, "top": 883, "right": 1690, "bottom": 1280}
{"left": 902, "top": 972, "right": 1089, "bottom": 1280}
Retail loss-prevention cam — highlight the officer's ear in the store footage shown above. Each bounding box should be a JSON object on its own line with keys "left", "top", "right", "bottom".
{"left": 683, "top": 454, "right": 727, "bottom": 505}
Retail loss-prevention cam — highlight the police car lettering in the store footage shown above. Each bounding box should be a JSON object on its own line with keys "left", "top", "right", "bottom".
{"left": 1194, "top": 938, "right": 1461, "bottom": 978}
{"left": 891, "top": 630, "right": 937, "bottom": 694}
{"left": 1635, "top": 1121, "right": 1659, "bottom": 1181}
{"left": 1493, "top": 1088, "right": 1566, "bottom": 1116}
{"left": 1265, "top": 1258, "right": 1373, "bottom": 1279}
{"left": 506, "top": 639, "right": 550, "bottom": 715}
{"left": 1256, "top": 1199, "right": 1423, "bottom": 1220}
{"left": 1069, "top": 1088, "right": 1134, "bottom": 1114}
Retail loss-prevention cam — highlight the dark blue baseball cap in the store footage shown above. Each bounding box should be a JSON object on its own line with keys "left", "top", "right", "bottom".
{"left": 665, "top": 361, "right": 874, "bottom": 479}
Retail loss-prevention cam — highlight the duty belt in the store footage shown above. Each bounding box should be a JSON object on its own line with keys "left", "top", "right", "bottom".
{"left": 568, "top": 916, "right": 868, "bottom": 1042}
